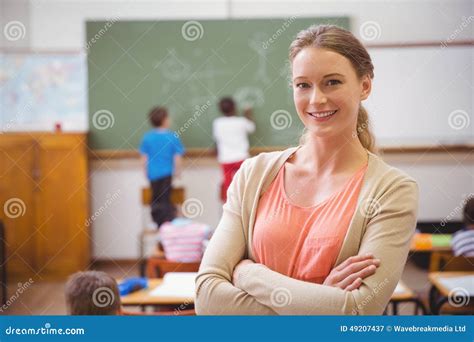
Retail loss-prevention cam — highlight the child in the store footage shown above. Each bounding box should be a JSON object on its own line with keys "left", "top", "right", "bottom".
{"left": 212, "top": 97, "right": 255, "bottom": 202}
{"left": 140, "top": 107, "right": 185, "bottom": 227}
{"left": 451, "top": 196, "right": 474, "bottom": 257}
{"left": 159, "top": 218, "right": 212, "bottom": 262}
{"left": 65, "top": 271, "right": 121, "bottom": 315}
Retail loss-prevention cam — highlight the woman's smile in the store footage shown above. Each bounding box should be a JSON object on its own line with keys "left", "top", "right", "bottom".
{"left": 307, "top": 109, "right": 338, "bottom": 121}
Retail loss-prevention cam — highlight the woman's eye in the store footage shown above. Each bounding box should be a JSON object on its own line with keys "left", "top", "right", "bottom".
{"left": 327, "top": 79, "right": 342, "bottom": 86}
{"left": 295, "top": 83, "right": 310, "bottom": 89}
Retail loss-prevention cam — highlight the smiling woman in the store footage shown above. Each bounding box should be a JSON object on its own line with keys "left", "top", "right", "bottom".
{"left": 195, "top": 25, "right": 419, "bottom": 315}
{"left": 290, "top": 25, "right": 375, "bottom": 153}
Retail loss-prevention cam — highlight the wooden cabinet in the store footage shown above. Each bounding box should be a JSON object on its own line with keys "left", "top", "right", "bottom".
{"left": 0, "top": 133, "right": 89, "bottom": 280}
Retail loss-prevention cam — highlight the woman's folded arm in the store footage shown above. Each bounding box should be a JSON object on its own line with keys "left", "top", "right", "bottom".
{"left": 195, "top": 209, "right": 276, "bottom": 315}
{"left": 233, "top": 181, "right": 419, "bottom": 315}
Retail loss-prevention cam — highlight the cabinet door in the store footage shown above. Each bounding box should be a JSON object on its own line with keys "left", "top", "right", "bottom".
{"left": 0, "top": 136, "right": 37, "bottom": 279}
{"left": 36, "top": 134, "right": 89, "bottom": 278}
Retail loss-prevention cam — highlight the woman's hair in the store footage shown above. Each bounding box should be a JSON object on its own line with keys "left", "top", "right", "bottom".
{"left": 289, "top": 24, "right": 377, "bottom": 153}
{"left": 148, "top": 106, "right": 168, "bottom": 127}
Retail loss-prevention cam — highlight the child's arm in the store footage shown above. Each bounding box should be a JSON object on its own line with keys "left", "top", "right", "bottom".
{"left": 138, "top": 137, "right": 148, "bottom": 179}
{"left": 243, "top": 107, "right": 254, "bottom": 121}
{"left": 140, "top": 154, "right": 147, "bottom": 178}
{"left": 172, "top": 134, "right": 185, "bottom": 178}
{"left": 174, "top": 154, "right": 183, "bottom": 178}
{"left": 243, "top": 108, "right": 256, "bottom": 133}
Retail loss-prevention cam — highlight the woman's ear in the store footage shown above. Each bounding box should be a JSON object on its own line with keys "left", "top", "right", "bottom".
{"left": 360, "top": 75, "right": 372, "bottom": 101}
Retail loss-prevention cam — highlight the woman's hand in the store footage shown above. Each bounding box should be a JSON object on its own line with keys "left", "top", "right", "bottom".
{"left": 232, "top": 259, "right": 255, "bottom": 285}
{"left": 323, "top": 253, "right": 380, "bottom": 291}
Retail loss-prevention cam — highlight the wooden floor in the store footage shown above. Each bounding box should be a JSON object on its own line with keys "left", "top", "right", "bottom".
{"left": 2, "top": 260, "right": 141, "bottom": 315}
{"left": 0, "top": 259, "right": 451, "bottom": 315}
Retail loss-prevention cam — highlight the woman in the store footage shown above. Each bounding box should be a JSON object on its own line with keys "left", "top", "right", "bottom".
{"left": 195, "top": 25, "right": 418, "bottom": 315}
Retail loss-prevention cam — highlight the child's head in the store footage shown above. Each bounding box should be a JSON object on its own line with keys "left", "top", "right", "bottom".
{"left": 149, "top": 106, "right": 170, "bottom": 128}
{"left": 218, "top": 97, "right": 236, "bottom": 116}
{"left": 289, "top": 25, "right": 376, "bottom": 153}
{"left": 463, "top": 196, "right": 474, "bottom": 229}
{"left": 65, "top": 271, "right": 121, "bottom": 315}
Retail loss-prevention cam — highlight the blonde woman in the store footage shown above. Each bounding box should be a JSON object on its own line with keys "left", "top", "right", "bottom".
{"left": 196, "top": 25, "right": 418, "bottom": 315}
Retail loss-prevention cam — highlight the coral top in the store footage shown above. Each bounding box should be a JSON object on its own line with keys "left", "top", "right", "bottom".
{"left": 252, "top": 162, "right": 368, "bottom": 284}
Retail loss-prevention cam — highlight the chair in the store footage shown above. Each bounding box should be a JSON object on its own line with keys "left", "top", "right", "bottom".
{"left": 387, "top": 280, "right": 427, "bottom": 315}
{"left": 428, "top": 253, "right": 474, "bottom": 314}
{"left": 146, "top": 258, "right": 200, "bottom": 278}
{"left": 0, "top": 220, "right": 6, "bottom": 305}
{"left": 429, "top": 251, "right": 474, "bottom": 272}
{"left": 139, "top": 187, "right": 185, "bottom": 276}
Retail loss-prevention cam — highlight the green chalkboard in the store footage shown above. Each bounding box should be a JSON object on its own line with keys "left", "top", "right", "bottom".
{"left": 87, "top": 17, "right": 350, "bottom": 150}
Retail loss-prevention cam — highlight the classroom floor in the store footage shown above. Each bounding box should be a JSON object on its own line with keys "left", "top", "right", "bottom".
{"left": 0, "top": 259, "right": 443, "bottom": 315}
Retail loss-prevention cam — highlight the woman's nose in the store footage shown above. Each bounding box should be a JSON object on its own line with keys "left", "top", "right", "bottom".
{"left": 309, "top": 88, "right": 327, "bottom": 105}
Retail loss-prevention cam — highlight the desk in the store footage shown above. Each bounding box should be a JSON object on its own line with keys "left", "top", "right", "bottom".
{"left": 410, "top": 233, "right": 452, "bottom": 252}
{"left": 121, "top": 279, "right": 194, "bottom": 308}
{"left": 410, "top": 233, "right": 453, "bottom": 272}
{"left": 388, "top": 281, "right": 426, "bottom": 315}
{"left": 428, "top": 272, "right": 474, "bottom": 314}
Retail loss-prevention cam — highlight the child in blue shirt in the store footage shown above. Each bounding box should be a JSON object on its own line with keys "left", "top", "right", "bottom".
{"left": 139, "top": 107, "right": 185, "bottom": 227}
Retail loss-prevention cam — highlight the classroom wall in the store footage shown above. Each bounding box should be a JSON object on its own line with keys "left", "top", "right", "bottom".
{"left": 2, "top": 0, "right": 473, "bottom": 259}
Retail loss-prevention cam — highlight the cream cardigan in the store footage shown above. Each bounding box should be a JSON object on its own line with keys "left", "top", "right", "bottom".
{"left": 195, "top": 147, "right": 419, "bottom": 315}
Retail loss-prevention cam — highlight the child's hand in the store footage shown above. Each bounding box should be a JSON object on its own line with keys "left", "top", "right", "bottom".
{"left": 243, "top": 107, "right": 253, "bottom": 118}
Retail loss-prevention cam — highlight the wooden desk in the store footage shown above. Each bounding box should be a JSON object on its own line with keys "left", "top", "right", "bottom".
{"left": 410, "top": 233, "right": 452, "bottom": 252}
{"left": 428, "top": 272, "right": 474, "bottom": 315}
{"left": 388, "top": 281, "right": 426, "bottom": 315}
{"left": 120, "top": 279, "right": 194, "bottom": 307}
{"left": 410, "top": 233, "right": 453, "bottom": 272}
{"left": 410, "top": 246, "right": 451, "bottom": 252}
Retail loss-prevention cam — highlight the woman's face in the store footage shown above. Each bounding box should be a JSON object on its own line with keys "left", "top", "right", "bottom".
{"left": 292, "top": 47, "right": 371, "bottom": 140}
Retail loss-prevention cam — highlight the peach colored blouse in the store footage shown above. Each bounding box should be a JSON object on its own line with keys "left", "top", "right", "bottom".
{"left": 252, "top": 162, "right": 368, "bottom": 284}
